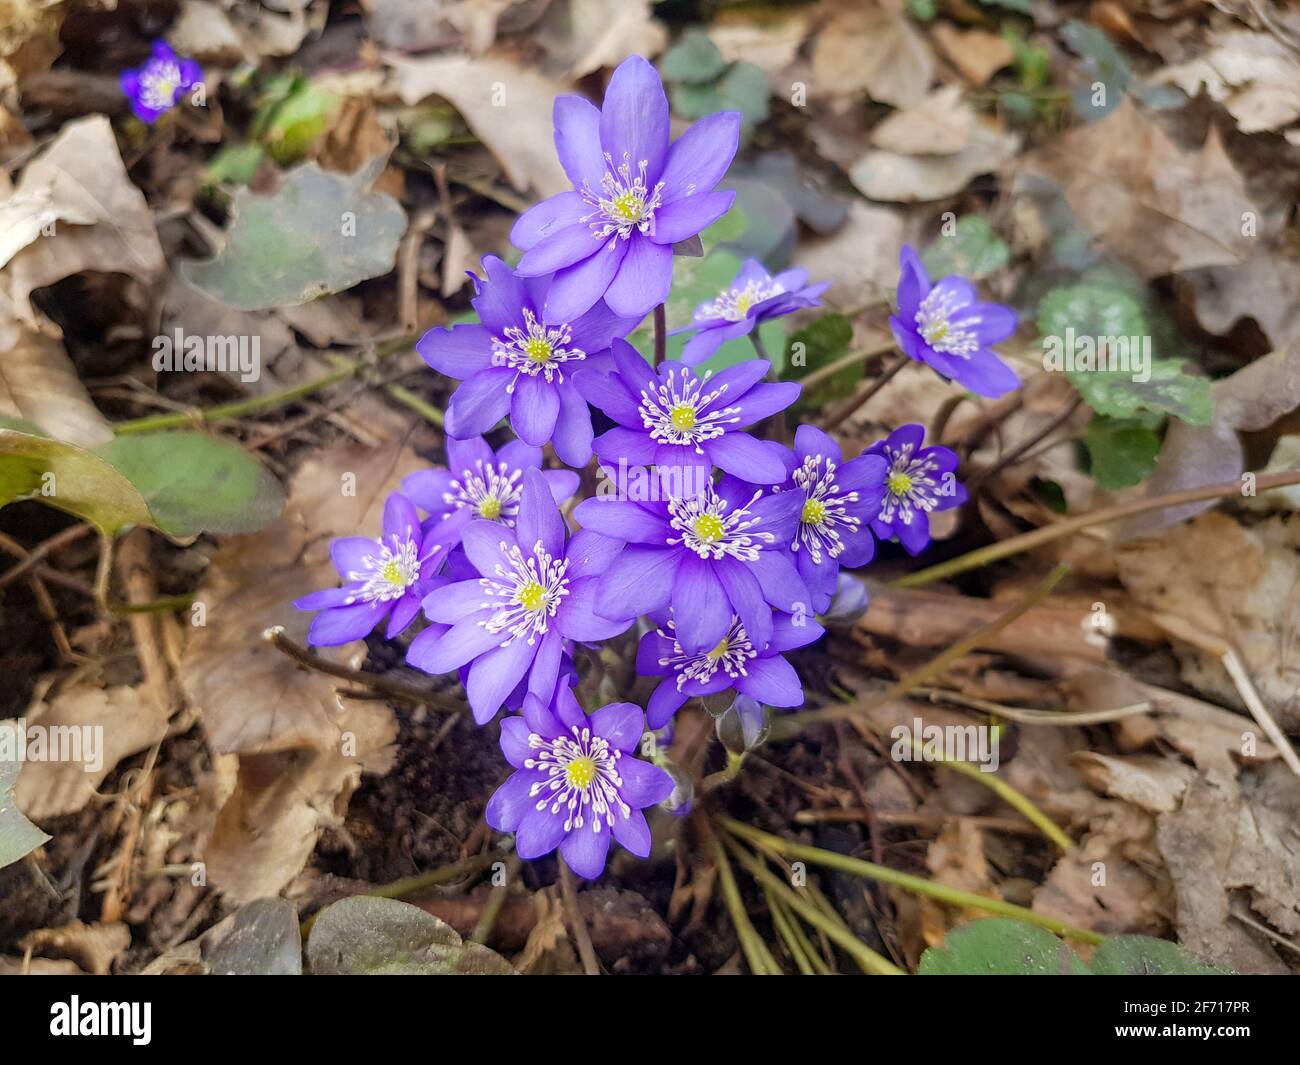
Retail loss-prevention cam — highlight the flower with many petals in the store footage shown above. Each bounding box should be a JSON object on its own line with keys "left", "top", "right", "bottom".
{"left": 486, "top": 689, "right": 673, "bottom": 879}
{"left": 511, "top": 55, "right": 741, "bottom": 322}
{"left": 575, "top": 474, "right": 807, "bottom": 656}
{"left": 121, "top": 41, "right": 202, "bottom": 125}
{"left": 676, "top": 259, "right": 829, "bottom": 366}
{"left": 865, "top": 424, "right": 966, "bottom": 555}
{"left": 401, "top": 436, "right": 580, "bottom": 546}
{"left": 579, "top": 338, "right": 798, "bottom": 493}
{"left": 890, "top": 245, "right": 1019, "bottom": 398}
{"left": 406, "top": 469, "right": 632, "bottom": 723}
{"left": 294, "top": 492, "right": 446, "bottom": 646}
{"left": 419, "top": 256, "right": 638, "bottom": 466}
{"left": 637, "top": 610, "right": 822, "bottom": 728}
{"left": 770, "top": 424, "right": 889, "bottom": 613}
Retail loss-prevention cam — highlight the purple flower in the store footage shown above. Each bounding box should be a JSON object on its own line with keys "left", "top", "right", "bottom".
{"left": 774, "top": 424, "right": 889, "bottom": 614}
{"left": 579, "top": 338, "right": 799, "bottom": 491}
{"left": 677, "top": 259, "right": 829, "bottom": 366}
{"left": 637, "top": 610, "right": 823, "bottom": 728}
{"left": 401, "top": 436, "right": 580, "bottom": 545}
{"left": 486, "top": 689, "right": 674, "bottom": 879}
{"left": 865, "top": 424, "right": 966, "bottom": 556}
{"left": 120, "top": 41, "right": 202, "bottom": 125}
{"left": 406, "top": 469, "right": 632, "bottom": 724}
{"left": 890, "top": 245, "right": 1019, "bottom": 398}
{"left": 510, "top": 55, "right": 741, "bottom": 322}
{"left": 574, "top": 475, "right": 808, "bottom": 656}
{"left": 294, "top": 492, "right": 447, "bottom": 646}
{"left": 418, "top": 255, "right": 638, "bottom": 466}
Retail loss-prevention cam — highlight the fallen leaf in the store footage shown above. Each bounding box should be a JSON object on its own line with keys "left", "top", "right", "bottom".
{"left": 1154, "top": 29, "right": 1300, "bottom": 135}
{"left": 870, "top": 85, "right": 975, "bottom": 155}
{"left": 167, "top": 0, "right": 250, "bottom": 66}
{"left": 536, "top": 0, "right": 667, "bottom": 79}
{"left": 386, "top": 51, "right": 571, "bottom": 196}
{"left": 810, "top": 8, "right": 934, "bottom": 108}
{"left": 850, "top": 123, "right": 1019, "bottom": 203}
{"left": 0, "top": 327, "right": 111, "bottom": 446}
{"left": 19, "top": 919, "right": 130, "bottom": 975}
{"left": 793, "top": 201, "right": 904, "bottom": 311}
{"left": 14, "top": 685, "right": 171, "bottom": 821}
{"left": 931, "top": 22, "right": 1015, "bottom": 87}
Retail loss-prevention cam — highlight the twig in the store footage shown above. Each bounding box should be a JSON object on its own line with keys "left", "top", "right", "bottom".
{"left": 820, "top": 355, "right": 908, "bottom": 432}
{"left": 264, "top": 627, "right": 465, "bottom": 712}
{"left": 895, "top": 469, "right": 1300, "bottom": 588}
{"left": 653, "top": 303, "right": 667, "bottom": 367}
{"left": 966, "top": 394, "right": 1083, "bottom": 490}
{"left": 775, "top": 564, "right": 1071, "bottom": 733}
{"left": 471, "top": 853, "right": 521, "bottom": 945}
{"left": 913, "top": 687, "right": 1154, "bottom": 726}
{"left": 797, "top": 338, "right": 897, "bottom": 393}
{"left": 0, "top": 524, "right": 93, "bottom": 590}
{"left": 559, "top": 863, "right": 601, "bottom": 976}
{"left": 1221, "top": 649, "right": 1300, "bottom": 784}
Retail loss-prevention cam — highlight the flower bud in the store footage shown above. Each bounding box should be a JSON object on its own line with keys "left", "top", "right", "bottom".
{"left": 821, "top": 572, "right": 870, "bottom": 627}
{"left": 715, "top": 694, "right": 770, "bottom": 756}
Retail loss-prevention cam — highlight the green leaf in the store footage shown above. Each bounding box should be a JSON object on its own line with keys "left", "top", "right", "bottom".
{"left": 922, "top": 217, "right": 1010, "bottom": 281}
{"left": 0, "top": 740, "right": 49, "bottom": 871}
{"left": 95, "top": 432, "right": 285, "bottom": 538}
{"left": 205, "top": 144, "right": 266, "bottom": 187}
{"left": 306, "top": 896, "right": 515, "bottom": 975}
{"left": 1037, "top": 282, "right": 1212, "bottom": 425}
{"left": 716, "top": 62, "right": 771, "bottom": 131}
{"left": 180, "top": 161, "right": 407, "bottom": 311}
{"left": 1083, "top": 416, "right": 1161, "bottom": 489}
{"left": 918, "top": 918, "right": 1090, "bottom": 975}
{"left": 203, "top": 899, "right": 303, "bottom": 975}
{"left": 1089, "top": 936, "right": 1231, "bottom": 975}
{"left": 660, "top": 30, "right": 725, "bottom": 84}
{"left": 252, "top": 74, "right": 339, "bottom": 165}
{"left": 0, "top": 429, "right": 153, "bottom": 536}
{"left": 783, "top": 313, "right": 858, "bottom": 409}
{"left": 1061, "top": 20, "right": 1130, "bottom": 120}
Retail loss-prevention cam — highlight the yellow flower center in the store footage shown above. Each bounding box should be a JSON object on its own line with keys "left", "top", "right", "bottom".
{"left": 612, "top": 191, "right": 644, "bottom": 221}
{"left": 801, "top": 499, "right": 827, "bottom": 526}
{"left": 670, "top": 403, "right": 697, "bottom": 432}
{"left": 693, "top": 514, "right": 725, "bottom": 544}
{"left": 706, "top": 636, "right": 730, "bottom": 662}
{"left": 478, "top": 495, "right": 502, "bottom": 520}
{"left": 524, "top": 337, "right": 553, "bottom": 364}
{"left": 517, "top": 580, "right": 546, "bottom": 612}
{"left": 888, "top": 472, "right": 914, "bottom": 496}
{"left": 381, "top": 560, "right": 406, "bottom": 587}
{"left": 565, "top": 756, "right": 597, "bottom": 790}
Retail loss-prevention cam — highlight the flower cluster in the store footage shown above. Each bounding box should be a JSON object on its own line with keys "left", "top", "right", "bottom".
{"left": 295, "top": 55, "right": 1019, "bottom": 879}
{"left": 121, "top": 41, "right": 202, "bottom": 125}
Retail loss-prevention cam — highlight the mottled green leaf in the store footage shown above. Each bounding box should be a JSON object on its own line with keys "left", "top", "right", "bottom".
{"left": 660, "top": 30, "right": 725, "bottom": 84}
{"left": 181, "top": 161, "right": 407, "bottom": 311}
{"left": 923, "top": 216, "right": 1010, "bottom": 281}
{"left": 1089, "top": 936, "right": 1231, "bottom": 975}
{"left": 307, "top": 896, "right": 515, "bottom": 975}
{"left": 783, "top": 313, "right": 858, "bottom": 409}
{"left": 1083, "top": 416, "right": 1161, "bottom": 489}
{"left": 95, "top": 432, "right": 285, "bottom": 538}
{"left": 919, "top": 918, "right": 1090, "bottom": 975}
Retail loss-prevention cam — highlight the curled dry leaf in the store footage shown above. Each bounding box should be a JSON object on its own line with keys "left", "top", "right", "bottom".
{"left": 19, "top": 919, "right": 131, "bottom": 976}
{"left": 850, "top": 124, "right": 1019, "bottom": 203}
{"left": 1154, "top": 30, "right": 1300, "bottom": 135}
{"left": 810, "top": 8, "right": 934, "bottom": 108}
{"left": 930, "top": 23, "right": 1015, "bottom": 87}
{"left": 869, "top": 86, "right": 975, "bottom": 156}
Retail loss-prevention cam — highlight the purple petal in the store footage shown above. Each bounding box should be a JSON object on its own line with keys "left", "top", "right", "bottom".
{"left": 671, "top": 557, "right": 731, "bottom": 653}
{"left": 467, "top": 637, "right": 536, "bottom": 724}
{"left": 560, "top": 820, "right": 611, "bottom": 879}
{"left": 557, "top": 577, "right": 631, "bottom": 640}
{"left": 544, "top": 241, "right": 628, "bottom": 322}
{"left": 553, "top": 95, "right": 605, "bottom": 190}
{"left": 595, "top": 544, "right": 676, "bottom": 618}
{"left": 618, "top": 757, "right": 674, "bottom": 807}
{"left": 515, "top": 224, "right": 602, "bottom": 276}
{"left": 566, "top": 528, "right": 624, "bottom": 578}
{"left": 712, "top": 557, "right": 773, "bottom": 652}
{"left": 594, "top": 426, "right": 658, "bottom": 466}
{"left": 573, "top": 499, "right": 670, "bottom": 543}
{"left": 500, "top": 715, "right": 533, "bottom": 768}
{"left": 730, "top": 381, "right": 801, "bottom": 428}
{"left": 485, "top": 770, "right": 538, "bottom": 832}
{"left": 510, "top": 191, "right": 589, "bottom": 252}
{"left": 418, "top": 323, "right": 494, "bottom": 380}
{"left": 551, "top": 379, "right": 594, "bottom": 467}
{"left": 603, "top": 235, "right": 672, "bottom": 318}
{"left": 599, "top": 55, "right": 670, "bottom": 182}
{"left": 406, "top": 615, "right": 501, "bottom": 674}
{"left": 383, "top": 492, "right": 421, "bottom": 542}
{"left": 647, "top": 681, "right": 689, "bottom": 730}
{"left": 307, "top": 601, "right": 387, "bottom": 646}
{"left": 737, "top": 655, "right": 804, "bottom": 707}
{"left": 896, "top": 244, "right": 931, "bottom": 316}
{"left": 648, "top": 190, "right": 735, "bottom": 245}
{"left": 707, "top": 431, "right": 788, "bottom": 483}
{"left": 590, "top": 701, "right": 645, "bottom": 752}
{"left": 658, "top": 111, "right": 741, "bottom": 197}
{"left": 331, "top": 536, "right": 377, "bottom": 578}
{"left": 460, "top": 519, "right": 518, "bottom": 576}
{"left": 423, "top": 579, "right": 489, "bottom": 623}
{"left": 516, "top": 467, "right": 564, "bottom": 559}
{"left": 516, "top": 805, "right": 568, "bottom": 860}
{"left": 445, "top": 368, "right": 513, "bottom": 438}
{"left": 612, "top": 808, "right": 652, "bottom": 857}
{"left": 385, "top": 593, "right": 422, "bottom": 638}
{"left": 509, "top": 376, "right": 560, "bottom": 446}
{"left": 471, "top": 255, "right": 532, "bottom": 333}
{"left": 750, "top": 549, "right": 811, "bottom": 614}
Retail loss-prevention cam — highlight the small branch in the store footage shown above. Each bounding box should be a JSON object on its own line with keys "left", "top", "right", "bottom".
{"left": 820, "top": 355, "right": 908, "bottom": 432}
{"left": 264, "top": 627, "right": 465, "bottom": 712}
{"left": 1221, "top": 649, "right": 1300, "bottom": 785}
{"left": 895, "top": 469, "right": 1300, "bottom": 589}
{"left": 913, "top": 687, "right": 1154, "bottom": 726}
{"left": 966, "top": 394, "right": 1083, "bottom": 491}
{"left": 775, "top": 564, "right": 1071, "bottom": 734}
{"left": 0, "top": 524, "right": 93, "bottom": 590}
{"left": 797, "top": 338, "right": 897, "bottom": 394}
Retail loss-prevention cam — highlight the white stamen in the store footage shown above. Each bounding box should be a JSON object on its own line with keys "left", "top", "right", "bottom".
{"left": 699, "top": 276, "right": 784, "bottom": 323}
{"left": 658, "top": 615, "right": 757, "bottom": 691}
{"left": 879, "top": 442, "right": 943, "bottom": 526}
{"left": 579, "top": 152, "right": 665, "bottom": 246}
{"left": 638, "top": 366, "right": 740, "bottom": 451}
{"left": 443, "top": 460, "right": 524, "bottom": 526}
{"left": 791, "top": 454, "right": 861, "bottom": 564}
{"left": 666, "top": 482, "right": 773, "bottom": 562}
{"left": 491, "top": 308, "right": 586, "bottom": 389}
{"left": 524, "top": 725, "right": 630, "bottom": 832}
{"left": 477, "top": 539, "right": 570, "bottom": 646}
{"left": 915, "top": 286, "right": 980, "bottom": 359}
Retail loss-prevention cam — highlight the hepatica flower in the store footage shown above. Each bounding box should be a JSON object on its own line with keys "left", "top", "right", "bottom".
{"left": 778, "top": 424, "right": 889, "bottom": 614}
{"left": 295, "top": 492, "right": 445, "bottom": 646}
{"left": 637, "top": 610, "right": 823, "bottom": 728}
{"left": 575, "top": 475, "right": 807, "bottom": 656}
{"left": 419, "top": 256, "right": 637, "bottom": 466}
{"left": 407, "top": 469, "right": 631, "bottom": 723}
{"left": 678, "top": 260, "right": 829, "bottom": 366}
{"left": 121, "top": 41, "right": 202, "bottom": 125}
{"left": 511, "top": 56, "right": 741, "bottom": 322}
{"left": 581, "top": 339, "right": 798, "bottom": 490}
{"left": 487, "top": 689, "right": 673, "bottom": 879}
{"left": 890, "top": 245, "right": 1019, "bottom": 398}
{"left": 865, "top": 424, "right": 966, "bottom": 555}
{"left": 401, "top": 436, "right": 579, "bottom": 544}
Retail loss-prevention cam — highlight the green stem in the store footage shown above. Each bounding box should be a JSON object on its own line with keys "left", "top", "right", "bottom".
{"left": 721, "top": 818, "right": 1102, "bottom": 944}
{"left": 113, "top": 339, "right": 415, "bottom": 434}
{"left": 653, "top": 304, "right": 667, "bottom": 367}
{"left": 711, "top": 833, "right": 781, "bottom": 974}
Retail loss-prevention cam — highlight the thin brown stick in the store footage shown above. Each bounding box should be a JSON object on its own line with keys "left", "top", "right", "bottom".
{"left": 559, "top": 863, "right": 601, "bottom": 976}
{"left": 0, "top": 524, "right": 93, "bottom": 590}
{"left": 820, "top": 356, "right": 908, "bottom": 432}
{"left": 967, "top": 394, "right": 1083, "bottom": 490}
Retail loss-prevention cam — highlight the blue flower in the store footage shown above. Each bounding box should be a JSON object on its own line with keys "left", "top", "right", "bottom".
{"left": 865, "top": 424, "right": 966, "bottom": 555}
{"left": 121, "top": 41, "right": 202, "bottom": 125}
